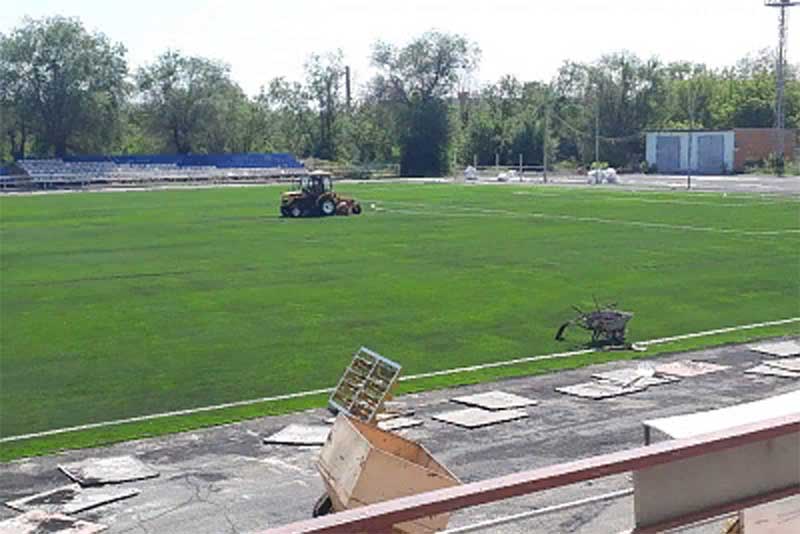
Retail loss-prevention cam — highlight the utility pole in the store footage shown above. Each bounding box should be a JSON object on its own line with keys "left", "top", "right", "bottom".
{"left": 594, "top": 108, "right": 600, "bottom": 165}
{"left": 543, "top": 96, "right": 550, "bottom": 183}
{"left": 765, "top": 1, "right": 798, "bottom": 174}
{"left": 687, "top": 79, "right": 696, "bottom": 190}
{"left": 345, "top": 66, "right": 352, "bottom": 110}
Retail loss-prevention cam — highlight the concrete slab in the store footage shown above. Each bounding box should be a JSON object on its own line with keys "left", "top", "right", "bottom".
{"left": 432, "top": 408, "right": 528, "bottom": 429}
{"left": 745, "top": 364, "right": 800, "bottom": 379}
{"left": 262, "top": 424, "right": 330, "bottom": 446}
{"left": 59, "top": 456, "right": 158, "bottom": 487}
{"left": 591, "top": 368, "right": 679, "bottom": 388}
{"left": 5, "top": 484, "right": 139, "bottom": 515}
{"left": 377, "top": 417, "right": 424, "bottom": 432}
{"left": 654, "top": 360, "right": 729, "bottom": 378}
{"left": 749, "top": 340, "right": 800, "bottom": 357}
{"left": 764, "top": 357, "right": 800, "bottom": 373}
{"left": 451, "top": 390, "right": 538, "bottom": 411}
{"left": 555, "top": 381, "right": 646, "bottom": 399}
{"left": 0, "top": 510, "right": 106, "bottom": 534}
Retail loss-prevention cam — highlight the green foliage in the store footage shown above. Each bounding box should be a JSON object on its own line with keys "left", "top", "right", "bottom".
{"left": 305, "top": 50, "right": 344, "bottom": 160}
{"left": 135, "top": 51, "right": 252, "bottom": 154}
{"left": 371, "top": 31, "right": 480, "bottom": 176}
{"left": 460, "top": 77, "right": 550, "bottom": 166}
{"left": 2, "top": 14, "right": 799, "bottom": 172}
{"left": 0, "top": 16, "right": 127, "bottom": 157}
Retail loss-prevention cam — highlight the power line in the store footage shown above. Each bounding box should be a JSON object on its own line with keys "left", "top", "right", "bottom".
{"left": 549, "top": 111, "right": 644, "bottom": 144}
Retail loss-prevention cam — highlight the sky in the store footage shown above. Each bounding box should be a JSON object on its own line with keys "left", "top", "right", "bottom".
{"left": 1, "top": 0, "right": 793, "bottom": 96}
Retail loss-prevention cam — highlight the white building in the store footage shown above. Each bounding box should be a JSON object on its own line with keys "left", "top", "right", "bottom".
{"left": 645, "top": 131, "right": 735, "bottom": 174}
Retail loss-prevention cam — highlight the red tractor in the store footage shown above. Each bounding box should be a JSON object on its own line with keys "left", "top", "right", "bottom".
{"left": 280, "top": 171, "right": 362, "bottom": 218}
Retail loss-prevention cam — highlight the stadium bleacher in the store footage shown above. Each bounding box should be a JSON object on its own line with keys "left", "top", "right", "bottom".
{"left": 13, "top": 153, "right": 306, "bottom": 188}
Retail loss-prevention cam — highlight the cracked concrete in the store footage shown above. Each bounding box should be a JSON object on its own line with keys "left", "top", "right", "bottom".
{"left": 1, "top": 338, "right": 798, "bottom": 533}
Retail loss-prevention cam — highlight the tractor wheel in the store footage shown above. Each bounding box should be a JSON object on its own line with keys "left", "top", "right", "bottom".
{"left": 312, "top": 493, "right": 333, "bottom": 517}
{"left": 320, "top": 199, "right": 336, "bottom": 216}
{"left": 290, "top": 205, "right": 303, "bottom": 218}
{"left": 280, "top": 207, "right": 289, "bottom": 217}
{"left": 352, "top": 204, "right": 362, "bottom": 215}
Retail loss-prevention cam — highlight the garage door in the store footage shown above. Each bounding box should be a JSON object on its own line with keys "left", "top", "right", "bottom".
{"left": 656, "top": 136, "right": 681, "bottom": 172}
{"left": 697, "top": 135, "right": 724, "bottom": 174}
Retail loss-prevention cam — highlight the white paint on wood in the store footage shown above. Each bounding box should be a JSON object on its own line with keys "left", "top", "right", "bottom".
{"left": 643, "top": 390, "right": 800, "bottom": 440}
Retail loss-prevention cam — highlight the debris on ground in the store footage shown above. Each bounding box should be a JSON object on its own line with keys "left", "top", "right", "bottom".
{"left": 555, "top": 380, "right": 646, "bottom": 399}
{"left": 432, "top": 407, "right": 528, "bottom": 428}
{"left": 451, "top": 390, "right": 538, "bottom": 411}
{"left": 262, "top": 424, "right": 330, "bottom": 446}
{"left": 654, "top": 360, "right": 729, "bottom": 378}
{"left": 748, "top": 340, "right": 800, "bottom": 357}
{"left": 59, "top": 456, "right": 158, "bottom": 487}
{"left": 5, "top": 484, "right": 139, "bottom": 515}
{"left": 745, "top": 363, "right": 800, "bottom": 379}
{"left": 0, "top": 510, "right": 107, "bottom": 534}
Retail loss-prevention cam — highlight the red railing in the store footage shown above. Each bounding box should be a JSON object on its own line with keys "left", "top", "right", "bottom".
{"left": 260, "top": 413, "right": 800, "bottom": 534}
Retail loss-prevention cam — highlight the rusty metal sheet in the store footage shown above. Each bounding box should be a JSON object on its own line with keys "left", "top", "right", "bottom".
{"left": 59, "top": 456, "right": 158, "bottom": 487}
{"left": 5, "top": 484, "right": 139, "bottom": 514}
{"left": 0, "top": 510, "right": 107, "bottom": 534}
{"left": 432, "top": 408, "right": 528, "bottom": 429}
{"left": 451, "top": 390, "right": 538, "bottom": 411}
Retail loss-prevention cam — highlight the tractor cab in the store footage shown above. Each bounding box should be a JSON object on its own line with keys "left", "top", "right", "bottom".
{"left": 300, "top": 172, "right": 333, "bottom": 195}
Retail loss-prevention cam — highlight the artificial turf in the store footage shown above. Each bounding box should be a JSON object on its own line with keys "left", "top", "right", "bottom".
{"left": 1, "top": 183, "right": 798, "bottom": 457}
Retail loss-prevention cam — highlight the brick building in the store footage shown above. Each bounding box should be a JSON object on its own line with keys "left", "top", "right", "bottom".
{"left": 733, "top": 128, "right": 796, "bottom": 171}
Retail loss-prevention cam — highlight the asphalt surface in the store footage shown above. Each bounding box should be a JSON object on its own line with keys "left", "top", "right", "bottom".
{"left": 1, "top": 338, "right": 798, "bottom": 534}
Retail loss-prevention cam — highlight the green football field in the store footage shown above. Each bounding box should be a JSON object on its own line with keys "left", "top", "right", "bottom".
{"left": 1, "top": 183, "right": 798, "bottom": 456}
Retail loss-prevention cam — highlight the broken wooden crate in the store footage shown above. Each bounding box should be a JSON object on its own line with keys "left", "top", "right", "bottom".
{"left": 318, "top": 415, "right": 460, "bottom": 533}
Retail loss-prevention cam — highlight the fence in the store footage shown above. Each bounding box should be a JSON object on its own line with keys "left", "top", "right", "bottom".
{"left": 260, "top": 413, "right": 799, "bottom": 534}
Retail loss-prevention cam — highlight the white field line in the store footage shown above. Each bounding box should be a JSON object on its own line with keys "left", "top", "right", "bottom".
{"left": 2, "top": 317, "right": 798, "bottom": 444}
{"left": 380, "top": 204, "right": 799, "bottom": 237}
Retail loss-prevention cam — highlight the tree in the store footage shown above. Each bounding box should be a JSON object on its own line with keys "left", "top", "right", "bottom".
{"left": 461, "top": 77, "right": 551, "bottom": 166}
{"left": 371, "top": 31, "right": 479, "bottom": 176}
{"left": 0, "top": 16, "right": 127, "bottom": 157}
{"left": 136, "top": 51, "right": 249, "bottom": 154}
{"left": 255, "top": 77, "right": 315, "bottom": 156}
{"left": 305, "top": 51, "right": 344, "bottom": 160}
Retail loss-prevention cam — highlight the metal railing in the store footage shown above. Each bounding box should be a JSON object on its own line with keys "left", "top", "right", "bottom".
{"left": 259, "top": 413, "right": 799, "bottom": 534}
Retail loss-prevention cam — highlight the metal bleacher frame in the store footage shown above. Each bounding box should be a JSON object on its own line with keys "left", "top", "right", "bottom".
{"left": 8, "top": 153, "right": 307, "bottom": 190}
